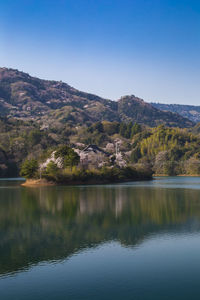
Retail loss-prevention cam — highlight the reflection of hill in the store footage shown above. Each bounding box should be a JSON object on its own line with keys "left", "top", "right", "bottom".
{"left": 1, "top": 184, "right": 200, "bottom": 276}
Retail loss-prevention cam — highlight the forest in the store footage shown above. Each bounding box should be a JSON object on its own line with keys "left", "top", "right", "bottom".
{"left": 1, "top": 116, "right": 200, "bottom": 178}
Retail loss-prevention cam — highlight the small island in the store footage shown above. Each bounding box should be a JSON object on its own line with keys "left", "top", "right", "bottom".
{"left": 20, "top": 145, "right": 153, "bottom": 186}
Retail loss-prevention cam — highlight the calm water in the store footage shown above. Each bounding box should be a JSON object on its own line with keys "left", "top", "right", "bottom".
{"left": 1, "top": 177, "right": 200, "bottom": 299}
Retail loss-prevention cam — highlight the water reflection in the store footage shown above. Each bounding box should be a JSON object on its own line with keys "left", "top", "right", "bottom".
{"left": 1, "top": 181, "right": 200, "bottom": 277}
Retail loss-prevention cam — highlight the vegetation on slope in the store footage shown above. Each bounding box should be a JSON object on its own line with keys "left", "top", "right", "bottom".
{"left": 130, "top": 125, "right": 200, "bottom": 175}
{"left": 152, "top": 102, "right": 200, "bottom": 123}
{"left": 0, "top": 68, "right": 194, "bottom": 128}
{"left": 1, "top": 115, "right": 200, "bottom": 177}
{"left": 0, "top": 67, "right": 199, "bottom": 178}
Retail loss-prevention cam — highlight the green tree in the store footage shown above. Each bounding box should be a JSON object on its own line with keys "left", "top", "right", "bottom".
{"left": 163, "top": 161, "right": 176, "bottom": 176}
{"left": 130, "top": 147, "right": 141, "bottom": 163}
{"left": 55, "top": 145, "right": 80, "bottom": 170}
{"left": 64, "top": 149, "right": 80, "bottom": 170}
{"left": 28, "top": 129, "right": 42, "bottom": 145}
{"left": 20, "top": 159, "right": 38, "bottom": 179}
{"left": 55, "top": 145, "right": 70, "bottom": 159}
{"left": 119, "top": 123, "right": 127, "bottom": 137}
{"left": 124, "top": 122, "right": 133, "bottom": 139}
{"left": 46, "top": 161, "right": 59, "bottom": 177}
{"left": 102, "top": 121, "right": 119, "bottom": 135}
{"left": 93, "top": 122, "right": 104, "bottom": 133}
{"left": 131, "top": 123, "right": 141, "bottom": 138}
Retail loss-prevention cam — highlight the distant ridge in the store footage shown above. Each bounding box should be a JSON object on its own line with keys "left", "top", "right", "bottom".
{"left": 152, "top": 102, "right": 200, "bottom": 123}
{"left": 0, "top": 67, "right": 194, "bottom": 128}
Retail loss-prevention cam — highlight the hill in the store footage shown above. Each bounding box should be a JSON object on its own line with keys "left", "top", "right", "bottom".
{"left": 118, "top": 95, "right": 193, "bottom": 127}
{"left": 0, "top": 67, "right": 194, "bottom": 128}
{"left": 1, "top": 115, "right": 200, "bottom": 177}
{"left": 152, "top": 103, "right": 200, "bottom": 123}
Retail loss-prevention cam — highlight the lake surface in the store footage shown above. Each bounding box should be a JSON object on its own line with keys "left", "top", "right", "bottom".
{"left": 1, "top": 177, "right": 200, "bottom": 299}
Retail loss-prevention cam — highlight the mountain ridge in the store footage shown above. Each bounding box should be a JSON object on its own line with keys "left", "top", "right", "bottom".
{"left": 0, "top": 67, "right": 194, "bottom": 128}
{"left": 152, "top": 102, "right": 200, "bottom": 123}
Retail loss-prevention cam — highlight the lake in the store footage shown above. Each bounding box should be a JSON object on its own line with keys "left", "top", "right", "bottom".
{"left": 1, "top": 177, "right": 200, "bottom": 299}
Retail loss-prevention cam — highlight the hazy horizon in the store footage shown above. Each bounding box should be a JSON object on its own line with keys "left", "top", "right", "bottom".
{"left": 1, "top": 0, "right": 200, "bottom": 105}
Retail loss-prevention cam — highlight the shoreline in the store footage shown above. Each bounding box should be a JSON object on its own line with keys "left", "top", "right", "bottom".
{"left": 154, "top": 174, "right": 200, "bottom": 177}
{"left": 21, "top": 177, "right": 152, "bottom": 187}
{"left": 17, "top": 175, "right": 200, "bottom": 187}
{"left": 21, "top": 179, "right": 55, "bottom": 187}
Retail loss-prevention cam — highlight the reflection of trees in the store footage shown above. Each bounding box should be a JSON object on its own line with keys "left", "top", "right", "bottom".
{"left": 1, "top": 184, "right": 200, "bottom": 276}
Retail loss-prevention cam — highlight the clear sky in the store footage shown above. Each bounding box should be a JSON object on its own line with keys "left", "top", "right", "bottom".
{"left": 0, "top": 0, "right": 200, "bottom": 104}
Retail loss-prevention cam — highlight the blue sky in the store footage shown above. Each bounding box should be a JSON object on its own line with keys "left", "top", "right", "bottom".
{"left": 0, "top": 0, "right": 200, "bottom": 104}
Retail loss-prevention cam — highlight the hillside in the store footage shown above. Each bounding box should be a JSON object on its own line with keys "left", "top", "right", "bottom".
{"left": 0, "top": 67, "right": 194, "bottom": 128}
{"left": 118, "top": 95, "right": 193, "bottom": 127}
{"left": 1, "top": 113, "right": 200, "bottom": 177}
{"left": 152, "top": 103, "right": 200, "bottom": 123}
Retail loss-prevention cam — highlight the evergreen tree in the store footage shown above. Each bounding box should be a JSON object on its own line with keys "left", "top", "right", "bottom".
{"left": 131, "top": 123, "right": 141, "bottom": 138}
{"left": 20, "top": 159, "right": 38, "bottom": 179}
{"left": 64, "top": 149, "right": 80, "bottom": 170}
{"left": 46, "top": 161, "right": 59, "bottom": 177}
